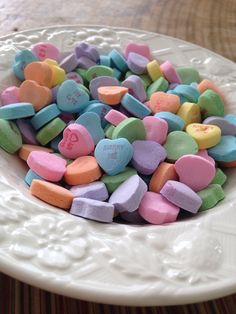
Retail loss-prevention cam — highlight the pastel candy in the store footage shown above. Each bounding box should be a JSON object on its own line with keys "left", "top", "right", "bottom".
{"left": 77, "top": 56, "right": 96, "bottom": 69}
{"left": 104, "top": 124, "right": 115, "bottom": 139}
{"left": 0, "top": 119, "right": 22, "bottom": 153}
{"left": 121, "top": 93, "right": 151, "bottom": 119}
{"left": 196, "top": 149, "right": 215, "bottom": 166}
{"left": 57, "top": 80, "right": 89, "bottom": 113}
{"left": 197, "top": 79, "right": 226, "bottom": 104}
{"left": 58, "top": 123, "right": 94, "bottom": 159}
{"left": 127, "top": 52, "right": 149, "bottom": 74}
{"left": 198, "top": 90, "right": 224, "bottom": 118}
{"left": 147, "top": 60, "right": 163, "bottom": 81}
{"left": 19, "top": 80, "right": 52, "bottom": 111}
{"left": 82, "top": 102, "right": 112, "bottom": 127}
{"left": 176, "top": 67, "right": 201, "bottom": 84}
{"left": 203, "top": 116, "right": 236, "bottom": 135}
{"left": 86, "top": 65, "right": 113, "bottom": 82}
{"left": 138, "top": 191, "right": 180, "bottom": 224}
{"left": 27, "top": 151, "right": 67, "bottom": 182}
{"left": 160, "top": 180, "right": 202, "bottom": 213}
{"left": 16, "top": 119, "right": 38, "bottom": 145}
{"left": 186, "top": 123, "right": 221, "bottom": 149}
{"left": 66, "top": 72, "right": 83, "bottom": 85}
{"left": 164, "top": 131, "right": 198, "bottom": 161}
{"left": 24, "top": 61, "right": 53, "bottom": 88}
{"left": 112, "top": 117, "right": 146, "bottom": 143}
{"left": 75, "top": 42, "right": 100, "bottom": 63}
{"left": 75, "top": 112, "right": 104, "bottom": 145}
{"left": 36, "top": 117, "right": 66, "bottom": 146}
{"left": 89, "top": 76, "right": 119, "bottom": 99}
{"left": 44, "top": 59, "right": 65, "bottom": 86}
{"left": 94, "top": 138, "right": 133, "bottom": 176}
{"left": 177, "top": 102, "right": 201, "bottom": 127}
{"left": 149, "top": 162, "right": 178, "bottom": 193}
{"left": 121, "top": 75, "right": 146, "bottom": 102}
{"left": 101, "top": 167, "right": 137, "bottom": 193}
{"left": 142, "top": 116, "right": 168, "bottom": 144}
{"left": 13, "top": 49, "right": 38, "bottom": 81}
{"left": 160, "top": 61, "right": 181, "bottom": 84}
{"left": 155, "top": 112, "right": 185, "bottom": 132}
{"left": 207, "top": 135, "right": 236, "bottom": 162}
{"left": 146, "top": 77, "right": 169, "bottom": 99}
{"left": 150, "top": 92, "right": 180, "bottom": 114}
{"left": 24, "top": 169, "right": 44, "bottom": 186}
{"left": 224, "top": 114, "right": 236, "bottom": 126}
{"left": 104, "top": 109, "right": 127, "bottom": 126}
{"left": 132, "top": 140, "right": 167, "bottom": 175}
{"left": 98, "top": 86, "right": 128, "bottom": 105}
{"left": 70, "top": 181, "right": 108, "bottom": 201}
{"left": 174, "top": 85, "right": 200, "bottom": 103}
{"left": 124, "top": 43, "right": 151, "bottom": 60}
{"left": 211, "top": 168, "right": 227, "bottom": 185}
{"left": 1, "top": 86, "right": 20, "bottom": 105}
{"left": 120, "top": 210, "right": 145, "bottom": 224}
{"left": 18, "top": 144, "right": 53, "bottom": 161}
{"left": 109, "top": 49, "right": 128, "bottom": 73}
{"left": 108, "top": 174, "right": 147, "bottom": 213}
{"left": 31, "top": 42, "right": 60, "bottom": 61}
{"left": 70, "top": 198, "right": 114, "bottom": 223}
{"left": 197, "top": 184, "right": 225, "bottom": 211}
{"left": 167, "top": 89, "right": 188, "bottom": 104}
{"left": 99, "top": 55, "right": 111, "bottom": 67}
{"left": 59, "top": 53, "right": 79, "bottom": 73}
{"left": 175, "top": 154, "right": 216, "bottom": 191}
{"left": 30, "top": 103, "right": 61, "bottom": 130}
{"left": 0, "top": 102, "right": 35, "bottom": 120}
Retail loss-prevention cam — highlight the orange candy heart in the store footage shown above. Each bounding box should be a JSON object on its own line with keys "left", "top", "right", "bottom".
{"left": 98, "top": 86, "right": 128, "bottom": 105}
{"left": 24, "top": 61, "right": 53, "bottom": 88}
{"left": 19, "top": 80, "right": 52, "bottom": 112}
{"left": 149, "top": 91, "right": 180, "bottom": 114}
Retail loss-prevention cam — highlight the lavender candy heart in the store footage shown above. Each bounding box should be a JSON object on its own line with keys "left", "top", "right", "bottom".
{"left": 122, "top": 75, "right": 146, "bottom": 102}
{"left": 89, "top": 76, "right": 119, "bottom": 99}
{"left": 16, "top": 118, "right": 38, "bottom": 145}
{"left": 75, "top": 42, "right": 100, "bottom": 63}
{"left": 127, "top": 52, "right": 149, "bottom": 75}
{"left": 70, "top": 181, "right": 108, "bottom": 201}
{"left": 160, "top": 180, "right": 202, "bottom": 214}
{"left": 203, "top": 116, "right": 236, "bottom": 135}
{"left": 59, "top": 53, "right": 79, "bottom": 73}
{"left": 120, "top": 210, "right": 145, "bottom": 224}
{"left": 70, "top": 198, "right": 114, "bottom": 223}
{"left": 132, "top": 140, "right": 167, "bottom": 175}
{"left": 108, "top": 174, "right": 147, "bottom": 213}
{"left": 77, "top": 56, "right": 96, "bottom": 70}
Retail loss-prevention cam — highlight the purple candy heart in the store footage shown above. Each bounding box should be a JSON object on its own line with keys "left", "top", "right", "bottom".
{"left": 127, "top": 52, "right": 149, "bottom": 75}
{"left": 108, "top": 174, "right": 147, "bottom": 213}
{"left": 122, "top": 75, "right": 146, "bottom": 102}
{"left": 203, "top": 116, "right": 236, "bottom": 135}
{"left": 89, "top": 76, "right": 119, "bottom": 99}
{"left": 75, "top": 42, "right": 100, "bottom": 63}
{"left": 77, "top": 56, "right": 96, "bottom": 70}
{"left": 120, "top": 209, "right": 146, "bottom": 224}
{"left": 59, "top": 53, "right": 79, "bottom": 73}
{"left": 70, "top": 197, "right": 114, "bottom": 223}
{"left": 160, "top": 180, "right": 202, "bottom": 213}
{"left": 16, "top": 118, "right": 38, "bottom": 145}
{"left": 70, "top": 181, "right": 108, "bottom": 201}
{"left": 132, "top": 140, "right": 167, "bottom": 175}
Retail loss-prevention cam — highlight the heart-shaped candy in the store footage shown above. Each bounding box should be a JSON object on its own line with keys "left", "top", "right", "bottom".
{"left": 13, "top": 49, "right": 38, "bottom": 81}
{"left": 24, "top": 61, "right": 53, "bottom": 88}
{"left": 19, "top": 80, "right": 52, "bottom": 112}
{"left": 150, "top": 91, "right": 180, "bottom": 114}
{"left": 207, "top": 135, "right": 236, "bottom": 162}
{"left": 124, "top": 43, "right": 151, "bottom": 60}
{"left": 57, "top": 80, "right": 89, "bottom": 113}
{"left": 31, "top": 42, "right": 60, "bottom": 61}
{"left": 98, "top": 86, "right": 128, "bottom": 105}
{"left": 58, "top": 123, "right": 94, "bottom": 159}
{"left": 122, "top": 75, "right": 146, "bottom": 102}
{"left": 186, "top": 123, "right": 221, "bottom": 149}
{"left": 143, "top": 116, "right": 168, "bottom": 144}
{"left": 94, "top": 138, "right": 133, "bottom": 176}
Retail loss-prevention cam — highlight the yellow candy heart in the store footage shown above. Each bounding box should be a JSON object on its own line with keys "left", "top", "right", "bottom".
{"left": 186, "top": 123, "right": 221, "bottom": 149}
{"left": 177, "top": 102, "right": 201, "bottom": 127}
{"left": 44, "top": 58, "right": 65, "bottom": 86}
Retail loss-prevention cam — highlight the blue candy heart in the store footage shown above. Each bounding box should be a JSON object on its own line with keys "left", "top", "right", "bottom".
{"left": 208, "top": 135, "right": 236, "bottom": 162}
{"left": 57, "top": 80, "right": 89, "bottom": 113}
{"left": 81, "top": 102, "right": 112, "bottom": 127}
{"left": 75, "top": 112, "right": 105, "bottom": 145}
{"left": 13, "top": 49, "right": 38, "bottom": 81}
{"left": 95, "top": 138, "right": 133, "bottom": 175}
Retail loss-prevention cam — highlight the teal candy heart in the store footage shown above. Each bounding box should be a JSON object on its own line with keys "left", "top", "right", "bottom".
{"left": 75, "top": 112, "right": 105, "bottom": 145}
{"left": 57, "top": 80, "right": 89, "bottom": 113}
{"left": 13, "top": 49, "right": 38, "bottom": 81}
{"left": 208, "top": 135, "right": 236, "bottom": 162}
{"left": 81, "top": 102, "right": 112, "bottom": 127}
{"left": 95, "top": 138, "right": 133, "bottom": 175}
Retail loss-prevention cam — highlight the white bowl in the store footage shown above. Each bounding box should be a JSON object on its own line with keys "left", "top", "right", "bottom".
{"left": 0, "top": 25, "right": 236, "bottom": 306}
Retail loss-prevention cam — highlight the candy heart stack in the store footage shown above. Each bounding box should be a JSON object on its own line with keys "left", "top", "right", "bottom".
{"left": 0, "top": 41, "right": 233, "bottom": 224}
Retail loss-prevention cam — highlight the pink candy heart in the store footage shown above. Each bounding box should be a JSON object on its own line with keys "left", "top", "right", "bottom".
{"left": 58, "top": 123, "right": 94, "bottom": 159}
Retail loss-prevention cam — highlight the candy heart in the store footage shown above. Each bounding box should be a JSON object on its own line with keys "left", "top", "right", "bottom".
{"left": 24, "top": 61, "right": 53, "bottom": 88}
{"left": 203, "top": 116, "right": 236, "bottom": 135}
{"left": 19, "top": 80, "right": 52, "bottom": 112}
{"left": 143, "top": 116, "right": 168, "bottom": 144}
{"left": 198, "top": 90, "right": 224, "bottom": 119}
{"left": 75, "top": 42, "right": 100, "bottom": 63}
{"left": 31, "top": 42, "right": 60, "bottom": 61}
{"left": 197, "top": 184, "right": 225, "bottom": 211}
{"left": 127, "top": 52, "right": 149, "bottom": 75}
{"left": 132, "top": 140, "right": 167, "bottom": 175}
{"left": 89, "top": 76, "right": 119, "bottom": 99}
{"left": 186, "top": 123, "right": 221, "bottom": 149}
{"left": 58, "top": 123, "right": 94, "bottom": 159}
{"left": 175, "top": 154, "right": 216, "bottom": 191}
{"left": 94, "top": 138, "right": 133, "bottom": 176}
{"left": 81, "top": 102, "right": 112, "bottom": 127}
{"left": 122, "top": 75, "right": 146, "bottom": 102}
{"left": 57, "top": 80, "right": 89, "bottom": 113}
{"left": 124, "top": 42, "right": 151, "bottom": 60}
{"left": 150, "top": 92, "right": 180, "bottom": 114}
{"left": 75, "top": 112, "right": 105, "bottom": 145}
{"left": 13, "top": 49, "right": 38, "bottom": 81}
{"left": 207, "top": 135, "right": 236, "bottom": 162}
{"left": 98, "top": 86, "right": 128, "bottom": 105}
{"left": 1, "top": 86, "right": 20, "bottom": 105}
{"left": 112, "top": 117, "right": 146, "bottom": 143}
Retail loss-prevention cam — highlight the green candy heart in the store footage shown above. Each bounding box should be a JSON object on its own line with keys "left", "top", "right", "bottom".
{"left": 36, "top": 118, "right": 66, "bottom": 146}
{"left": 86, "top": 65, "right": 113, "bottom": 82}
{"left": 147, "top": 77, "right": 169, "bottom": 99}
{"left": 198, "top": 89, "right": 224, "bottom": 119}
{"left": 210, "top": 168, "right": 227, "bottom": 185}
{"left": 101, "top": 167, "right": 137, "bottom": 193}
{"left": 104, "top": 124, "right": 115, "bottom": 139}
{"left": 164, "top": 130, "right": 198, "bottom": 161}
{"left": 198, "top": 184, "right": 225, "bottom": 211}
{"left": 176, "top": 66, "right": 201, "bottom": 84}
{"left": 0, "top": 119, "right": 22, "bottom": 154}
{"left": 112, "top": 117, "right": 146, "bottom": 143}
